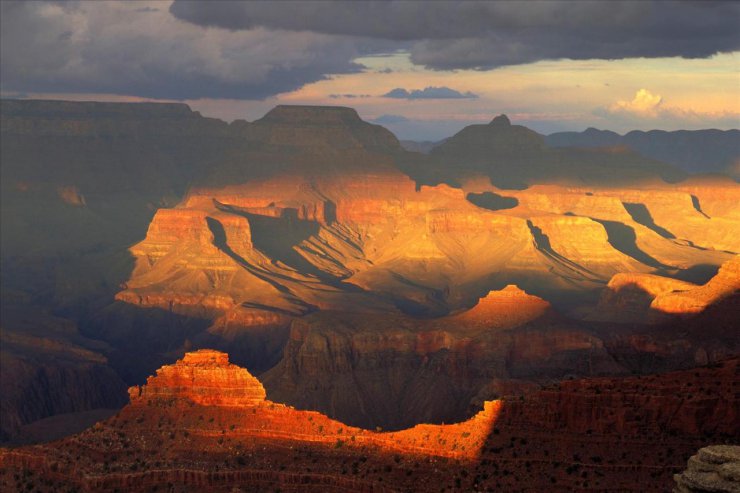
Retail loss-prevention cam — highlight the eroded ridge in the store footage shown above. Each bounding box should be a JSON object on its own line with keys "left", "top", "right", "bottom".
{"left": 0, "top": 352, "right": 737, "bottom": 492}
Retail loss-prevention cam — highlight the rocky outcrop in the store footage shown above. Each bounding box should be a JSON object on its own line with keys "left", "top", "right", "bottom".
{"left": 128, "top": 349, "right": 266, "bottom": 407}
{"left": 597, "top": 273, "right": 699, "bottom": 322}
{"left": 674, "top": 445, "right": 740, "bottom": 493}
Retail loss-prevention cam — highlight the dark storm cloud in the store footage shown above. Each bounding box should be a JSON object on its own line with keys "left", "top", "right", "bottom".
{"left": 170, "top": 0, "right": 740, "bottom": 70}
{"left": 383, "top": 87, "right": 479, "bottom": 100}
{"left": 0, "top": 1, "right": 369, "bottom": 100}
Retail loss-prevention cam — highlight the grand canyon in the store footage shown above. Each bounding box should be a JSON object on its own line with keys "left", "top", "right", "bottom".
{"left": 1, "top": 98, "right": 738, "bottom": 491}
{"left": 1, "top": 1, "right": 739, "bottom": 491}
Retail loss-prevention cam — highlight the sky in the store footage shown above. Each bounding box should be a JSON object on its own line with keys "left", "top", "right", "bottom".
{"left": 1, "top": 0, "right": 739, "bottom": 140}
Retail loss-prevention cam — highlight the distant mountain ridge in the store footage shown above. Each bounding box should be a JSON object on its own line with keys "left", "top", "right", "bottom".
{"left": 546, "top": 127, "right": 740, "bottom": 177}
{"left": 401, "top": 124, "right": 739, "bottom": 179}
{"left": 400, "top": 114, "right": 684, "bottom": 189}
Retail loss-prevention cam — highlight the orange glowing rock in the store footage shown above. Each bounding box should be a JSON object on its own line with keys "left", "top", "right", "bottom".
{"left": 651, "top": 255, "right": 740, "bottom": 315}
{"left": 123, "top": 349, "right": 499, "bottom": 460}
{"left": 128, "top": 349, "right": 266, "bottom": 407}
{"left": 451, "top": 285, "right": 551, "bottom": 329}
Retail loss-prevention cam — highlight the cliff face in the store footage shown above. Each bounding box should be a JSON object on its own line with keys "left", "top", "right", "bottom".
{"left": 104, "top": 131, "right": 737, "bottom": 430}
{"left": 475, "top": 359, "right": 739, "bottom": 492}
{"left": 260, "top": 288, "right": 622, "bottom": 430}
{"left": 0, "top": 351, "right": 735, "bottom": 493}
{"left": 499, "top": 360, "right": 739, "bottom": 437}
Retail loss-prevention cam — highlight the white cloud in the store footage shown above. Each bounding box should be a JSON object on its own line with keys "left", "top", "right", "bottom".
{"left": 609, "top": 89, "right": 663, "bottom": 117}
{"left": 597, "top": 89, "right": 739, "bottom": 131}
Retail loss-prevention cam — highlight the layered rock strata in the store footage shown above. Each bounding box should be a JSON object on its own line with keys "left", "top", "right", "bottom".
{"left": 674, "top": 445, "right": 740, "bottom": 493}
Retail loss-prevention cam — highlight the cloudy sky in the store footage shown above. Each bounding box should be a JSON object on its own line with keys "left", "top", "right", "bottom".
{"left": 2, "top": 0, "right": 738, "bottom": 140}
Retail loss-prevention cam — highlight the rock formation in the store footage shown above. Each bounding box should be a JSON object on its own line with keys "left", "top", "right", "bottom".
{"left": 674, "top": 445, "right": 740, "bottom": 493}
{"left": 2, "top": 99, "right": 739, "bottom": 448}
{"left": 128, "top": 349, "right": 267, "bottom": 407}
{"left": 449, "top": 284, "right": 552, "bottom": 328}
{"left": 0, "top": 351, "right": 736, "bottom": 492}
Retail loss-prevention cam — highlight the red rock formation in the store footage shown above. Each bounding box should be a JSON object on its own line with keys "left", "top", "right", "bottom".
{"left": 1, "top": 352, "right": 736, "bottom": 493}
{"left": 128, "top": 350, "right": 266, "bottom": 407}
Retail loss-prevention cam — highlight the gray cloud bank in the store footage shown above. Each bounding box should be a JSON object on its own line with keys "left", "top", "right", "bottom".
{"left": 171, "top": 0, "right": 740, "bottom": 70}
{"left": 1, "top": 1, "right": 737, "bottom": 102}
{"left": 383, "top": 87, "right": 478, "bottom": 100}
{"left": 0, "top": 1, "right": 373, "bottom": 100}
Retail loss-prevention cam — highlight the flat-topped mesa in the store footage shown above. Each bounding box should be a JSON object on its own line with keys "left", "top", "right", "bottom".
{"left": 0, "top": 99, "right": 231, "bottom": 139}
{"left": 451, "top": 285, "right": 551, "bottom": 329}
{"left": 258, "top": 105, "right": 363, "bottom": 125}
{"left": 128, "top": 350, "right": 266, "bottom": 407}
{"left": 250, "top": 104, "right": 402, "bottom": 154}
